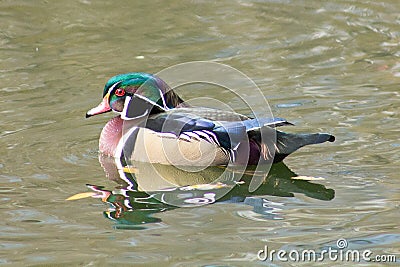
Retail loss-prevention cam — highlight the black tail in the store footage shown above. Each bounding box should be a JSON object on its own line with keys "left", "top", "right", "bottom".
{"left": 273, "top": 130, "right": 335, "bottom": 162}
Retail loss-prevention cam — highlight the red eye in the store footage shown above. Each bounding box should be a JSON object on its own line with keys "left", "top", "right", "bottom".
{"left": 115, "top": 88, "right": 125, "bottom": 97}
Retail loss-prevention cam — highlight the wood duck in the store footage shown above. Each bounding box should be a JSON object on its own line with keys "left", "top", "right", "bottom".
{"left": 86, "top": 72, "right": 335, "bottom": 166}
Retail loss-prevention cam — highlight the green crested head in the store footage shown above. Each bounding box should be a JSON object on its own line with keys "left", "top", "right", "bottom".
{"left": 103, "top": 72, "right": 154, "bottom": 97}
{"left": 106, "top": 72, "right": 183, "bottom": 109}
{"left": 86, "top": 72, "right": 185, "bottom": 119}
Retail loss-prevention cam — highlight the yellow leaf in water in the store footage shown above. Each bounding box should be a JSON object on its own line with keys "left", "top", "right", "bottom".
{"left": 122, "top": 166, "right": 139, "bottom": 174}
{"left": 291, "top": 176, "right": 325, "bottom": 181}
{"left": 66, "top": 192, "right": 96, "bottom": 200}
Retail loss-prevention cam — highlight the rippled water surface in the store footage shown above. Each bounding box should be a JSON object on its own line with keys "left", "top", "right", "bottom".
{"left": 1, "top": 0, "right": 399, "bottom": 266}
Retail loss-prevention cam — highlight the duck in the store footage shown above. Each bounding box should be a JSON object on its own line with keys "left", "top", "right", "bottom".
{"left": 86, "top": 72, "right": 335, "bottom": 167}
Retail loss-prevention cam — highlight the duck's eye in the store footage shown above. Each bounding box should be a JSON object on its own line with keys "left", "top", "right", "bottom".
{"left": 115, "top": 88, "right": 126, "bottom": 97}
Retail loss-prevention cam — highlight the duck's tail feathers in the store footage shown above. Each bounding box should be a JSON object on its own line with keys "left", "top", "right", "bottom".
{"left": 243, "top": 117, "right": 294, "bottom": 130}
{"left": 273, "top": 130, "right": 335, "bottom": 162}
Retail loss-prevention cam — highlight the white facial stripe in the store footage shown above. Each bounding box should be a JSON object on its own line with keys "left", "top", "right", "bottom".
{"left": 133, "top": 93, "right": 167, "bottom": 111}
{"left": 108, "top": 81, "right": 121, "bottom": 94}
{"left": 109, "top": 81, "right": 168, "bottom": 111}
{"left": 122, "top": 109, "right": 149, "bottom": 120}
{"left": 120, "top": 96, "right": 151, "bottom": 120}
{"left": 121, "top": 96, "right": 131, "bottom": 118}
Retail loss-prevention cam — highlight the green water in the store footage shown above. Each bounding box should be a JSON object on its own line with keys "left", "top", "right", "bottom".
{"left": 1, "top": 0, "right": 399, "bottom": 266}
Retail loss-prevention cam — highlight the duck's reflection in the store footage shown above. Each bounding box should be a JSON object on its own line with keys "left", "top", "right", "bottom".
{"left": 81, "top": 155, "right": 334, "bottom": 229}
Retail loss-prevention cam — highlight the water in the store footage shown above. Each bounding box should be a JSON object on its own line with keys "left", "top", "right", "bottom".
{"left": 1, "top": 0, "right": 399, "bottom": 265}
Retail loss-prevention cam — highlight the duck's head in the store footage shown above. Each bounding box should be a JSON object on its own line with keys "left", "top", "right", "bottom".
{"left": 86, "top": 72, "right": 185, "bottom": 119}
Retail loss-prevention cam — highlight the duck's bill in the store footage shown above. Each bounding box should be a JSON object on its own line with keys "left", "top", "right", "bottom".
{"left": 86, "top": 93, "right": 111, "bottom": 118}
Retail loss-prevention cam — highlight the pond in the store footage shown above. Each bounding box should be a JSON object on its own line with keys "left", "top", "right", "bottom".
{"left": 1, "top": 0, "right": 399, "bottom": 265}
